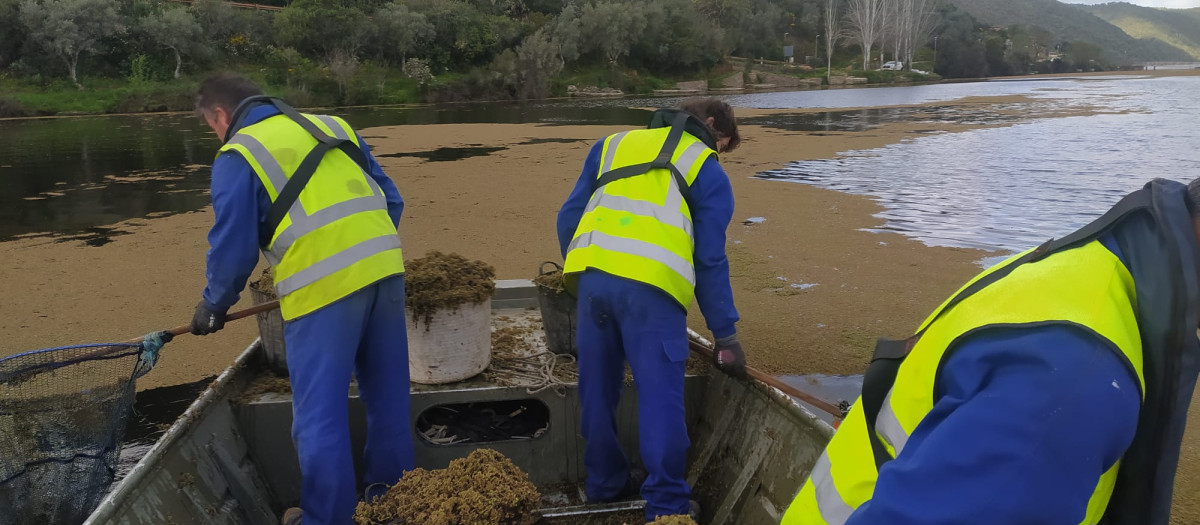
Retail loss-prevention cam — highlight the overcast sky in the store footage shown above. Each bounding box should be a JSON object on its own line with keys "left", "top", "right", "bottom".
{"left": 1058, "top": 0, "right": 1200, "bottom": 7}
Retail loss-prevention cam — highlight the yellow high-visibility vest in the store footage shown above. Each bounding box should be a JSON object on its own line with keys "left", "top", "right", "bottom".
{"left": 563, "top": 126, "right": 716, "bottom": 306}
{"left": 784, "top": 240, "right": 1144, "bottom": 525}
{"left": 219, "top": 112, "right": 404, "bottom": 320}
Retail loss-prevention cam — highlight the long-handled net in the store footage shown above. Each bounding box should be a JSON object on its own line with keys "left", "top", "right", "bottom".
{"left": 0, "top": 334, "right": 167, "bottom": 525}
{"left": 0, "top": 300, "right": 277, "bottom": 525}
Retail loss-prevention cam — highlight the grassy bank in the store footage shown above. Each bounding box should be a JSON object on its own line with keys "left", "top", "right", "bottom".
{"left": 0, "top": 62, "right": 942, "bottom": 118}
{"left": 0, "top": 63, "right": 425, "bottom": 117}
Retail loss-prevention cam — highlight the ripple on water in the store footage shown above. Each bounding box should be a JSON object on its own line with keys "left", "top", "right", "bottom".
{"left": 757, "top": 76, "right": 1200, "bottom": 263}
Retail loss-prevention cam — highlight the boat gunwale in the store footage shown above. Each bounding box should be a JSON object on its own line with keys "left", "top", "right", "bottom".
{"left": 87, "top": 307, "right": 834, "bottom": 523}
{"left": 83, "top": 338, "right": 263, "bottom": 525}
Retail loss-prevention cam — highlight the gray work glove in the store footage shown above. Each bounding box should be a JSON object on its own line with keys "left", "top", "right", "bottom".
{"left": 191, "top": 301, "right": 227, "bottom": 336}
{"left": 714, "top": 334, "right": 747, "bottom": 378}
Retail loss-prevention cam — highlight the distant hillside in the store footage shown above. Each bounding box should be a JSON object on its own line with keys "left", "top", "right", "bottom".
{"left": 947, "top": 0, "right": 1193, "bottom": 63}
{"left": 1083, "top": 2, "right": 1200, "bottom": 60}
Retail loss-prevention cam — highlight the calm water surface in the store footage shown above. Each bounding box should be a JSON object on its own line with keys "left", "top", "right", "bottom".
{"left": 0, "top": 104, "right": 650, "bottom": 243}
{"left": 5, "top": 76, "right": 1183, "bottom": 254}
{"left": 756, "top": 75, "right": 1200, "bottom": 260}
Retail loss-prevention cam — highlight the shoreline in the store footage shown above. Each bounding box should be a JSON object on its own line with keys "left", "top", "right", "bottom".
{"left": 4, "top": 68, "right": 1195, "bottom": 123}
{"left": 0, "top": 91, "right": 1108, "bottom": 386}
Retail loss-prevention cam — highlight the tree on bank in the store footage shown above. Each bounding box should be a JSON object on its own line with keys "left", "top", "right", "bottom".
{"left": 579, "top": 1, "right": 648, "bottom": 66}
{"left": 139, "top": 6, "right": 205, "bottom": 79}
{"left": 824, "top": 0, "right": 843, "bottom": 83}
{"left": 368, "top": 3, "right": 435, "bottom": 64}
{"left": 18, "top": 0, "right": 124, "bottom": 85}
{"left": 846, "top": 0, "right": 884, "bottom": 70}
{"left": 0, "top": 0, "right": 25, "bottom": 70}
{"left": 895, "top": 0, "right": 938, "bottom": 69}
{"left": 273, "top": 0, "right": 369, "bottom": 57}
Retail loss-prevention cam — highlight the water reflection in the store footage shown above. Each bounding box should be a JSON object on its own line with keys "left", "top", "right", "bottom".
{"left": 757, "top": 76, "right": 1200, "bottom": 258}
{"left": 0, "top": 104, "right": 649, "bottom": 243}
{"left": 1, "top": 75, "right": 1191, "bottom": 249}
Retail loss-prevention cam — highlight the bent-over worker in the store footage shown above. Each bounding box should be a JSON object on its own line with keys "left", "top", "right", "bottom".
{"left": 557, "top": 98, "right": 748, "bottom": 522}
{"left": 190, "top": 73, "right": 413, "bottom": 525}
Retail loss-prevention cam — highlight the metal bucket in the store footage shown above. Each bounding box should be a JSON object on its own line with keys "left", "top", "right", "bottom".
{"left": 535, "top": 262, "right": 577, "bottom": 356}
{"left": 249, "top": 284, "right": 288, "bottom": 376}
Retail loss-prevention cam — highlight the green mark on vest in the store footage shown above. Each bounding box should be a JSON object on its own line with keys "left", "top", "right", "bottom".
{"left": 619, "top": 216, "right": 632, "bottom": 226}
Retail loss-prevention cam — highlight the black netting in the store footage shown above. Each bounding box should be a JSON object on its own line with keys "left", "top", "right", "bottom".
{"left": 0, "top": 343, "right": 143, "bottom": 525}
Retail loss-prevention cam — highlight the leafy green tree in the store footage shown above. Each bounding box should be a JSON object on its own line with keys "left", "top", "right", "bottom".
{"left": 579, "top": 1, "right": 649, "bottom": 66}
{"left": 695, "top": 0, "right": 749, "bottom": 26}
{"left": 139, "top": 6, "right": 205, "bottom": 79}
{"left": 406, "top": 0, "right": 514, "bottom": 69}
{"left": 191, "top": 0, "right": 238, "bottom": 43}
{"left": 18, "top": 0, "right": 125, "bottom": 85}
{"left": 369, "top": 3, "right": 435, "bottom": 63}
{"left": 274, "top": 0, "right": 369, "bottom": 56}
{"left": 549, "top": 2, "right": 583, "bottom": 64}
{"left": 631, "top": 0, "right": 725, "bottom": 73}
{"left": 516, "top": 27, "right": 562, "bottom": 99}
{"left": 1064, "top": 40, "right": 1103, "bottom": 70}
{"left": 0, "top": 0, "right": 26, "bottom": 69}
{"left": 736, "top": 3, "right": 787, "bottom": 60}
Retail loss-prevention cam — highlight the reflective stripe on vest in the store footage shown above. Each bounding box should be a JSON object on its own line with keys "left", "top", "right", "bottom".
{"left": 219, "top": 113, "right": 404, "bottom": 320}
{"left": 783, "top": 240, "right": 1144, "bottom": 525}
{"left": 562, "top": 127, "right": 715, "bottom": 306}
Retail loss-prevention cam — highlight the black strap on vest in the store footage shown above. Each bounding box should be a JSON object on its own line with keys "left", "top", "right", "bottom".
{"left": 594, "top": 112, "right": 696, "bottom": 209}
{"left": 858, "top": 188, "right": 1154, "bottom": 470}
{"left": 229, "top": 97, "right": 372, "bottom": 247}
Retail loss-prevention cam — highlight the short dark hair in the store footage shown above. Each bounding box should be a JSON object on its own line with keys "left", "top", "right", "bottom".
{"left": 679, "top": 97, "right": 740, "bottom": 153}
{"left": 195, "top": 72, "right": 264, "bottom": 117}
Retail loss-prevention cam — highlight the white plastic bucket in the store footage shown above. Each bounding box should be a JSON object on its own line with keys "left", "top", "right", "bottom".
{"left": 407, "top": 298, "right": 492, "bottom": 384}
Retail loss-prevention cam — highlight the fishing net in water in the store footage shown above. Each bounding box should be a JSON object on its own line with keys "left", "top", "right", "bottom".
{"left": 0, "top": 333, "right": 166, "bottom": 525}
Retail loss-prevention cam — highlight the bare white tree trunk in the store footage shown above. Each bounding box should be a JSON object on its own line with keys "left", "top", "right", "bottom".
{"left": 891, "top": 0, "right": 902, "bottom": 63}
{"left": 825, "top": 0, "right": 842, "bottom": 83}
{"left": 847, "top": 0, "right": 885, "bottom": 70}
{"left": 899, "top": 0, "right": 911, "bottom": 66}
{"left": 171, "top": 46, "right": 181, "bottom": 79}
{"left": 907, "top": 0, "right": 937, "bottom": 69}
{"left": 65, "top": 52, "right": 79, "bottom": 86}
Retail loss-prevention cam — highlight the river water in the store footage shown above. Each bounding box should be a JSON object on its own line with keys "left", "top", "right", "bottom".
{"left": 6, "top": 75, "right": 1194, "bottom": 256}
{"left": 753, "top": 75, "right": 1200, "bottom": 260}
{"left": 4, "top": 76, "right": 1198, "bottom": 478}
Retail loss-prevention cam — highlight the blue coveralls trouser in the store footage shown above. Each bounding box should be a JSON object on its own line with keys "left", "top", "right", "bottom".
{"left": 577, "top": 271, "right": 691, "bottom": 521}
{"left": 283, "top": 275, "right": 414, "bottom": 525}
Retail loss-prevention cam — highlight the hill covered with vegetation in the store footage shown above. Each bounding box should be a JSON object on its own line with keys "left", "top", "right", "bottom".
{"left": 948, "top": 0, "right": 1194, "bottom": 63}
{"left": 1083, "top": 2, "right": 1200, "bottom": 60}
{"left": 0, "top": 0, "right": 1189, "bottom": 117}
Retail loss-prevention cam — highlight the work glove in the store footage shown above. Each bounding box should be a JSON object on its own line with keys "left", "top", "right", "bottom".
{"left": 713, "top": 334, "right": 747, "bottom": 378}
{"left": 191, "top": 301, "right": 227, "bottom": 336}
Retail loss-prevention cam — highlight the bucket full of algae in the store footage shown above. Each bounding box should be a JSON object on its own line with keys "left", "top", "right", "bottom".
{"left": 533, "top": 262, "right": 577, "bottom": 356}
{"left": 405, "top": 252, "right": 496, "bottom": 384}
{"left": 249, "top": 267, "right": 287, "bottom": 376}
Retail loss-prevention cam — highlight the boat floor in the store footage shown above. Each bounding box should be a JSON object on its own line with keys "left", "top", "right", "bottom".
{"left": 86, "top": 289, "right": 833, "bottom": 525}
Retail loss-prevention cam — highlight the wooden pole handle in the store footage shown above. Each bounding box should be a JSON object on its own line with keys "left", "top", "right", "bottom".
{"left": 162, "top": 300, "right": 281, "bottom": 338}
{"left": 687, "top": 334, "right": 844, "bottom": 419}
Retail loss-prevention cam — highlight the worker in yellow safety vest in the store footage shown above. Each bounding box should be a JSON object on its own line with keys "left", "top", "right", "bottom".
{"left": 784, "top": 178, "right": 1200, "bottom": 525}
{"left": 557, "top": 98, "right": 748, "bottom": 522}
{"left": 190, "top": 73, "right": 410, "bottom": 525}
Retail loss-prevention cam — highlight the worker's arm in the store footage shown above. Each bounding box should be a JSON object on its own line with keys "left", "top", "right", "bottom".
{"left": 846, "top": 325, "right": 1140, "bottom": 525}
{"left": 201, "top": 152, "right": 269, "bottom": 313}
{"left": 556, "top": 140, "right": 603, "bottom": 258}
{"left": 689, "top": 156, "right": 739, "bottom": 339}
{"left": 355, "top": 131, "right": 404, "bottom": 228}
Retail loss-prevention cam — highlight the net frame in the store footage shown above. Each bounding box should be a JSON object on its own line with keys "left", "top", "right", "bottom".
{"left": 0, "top": 342, "right": 147, "bottom": 525}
